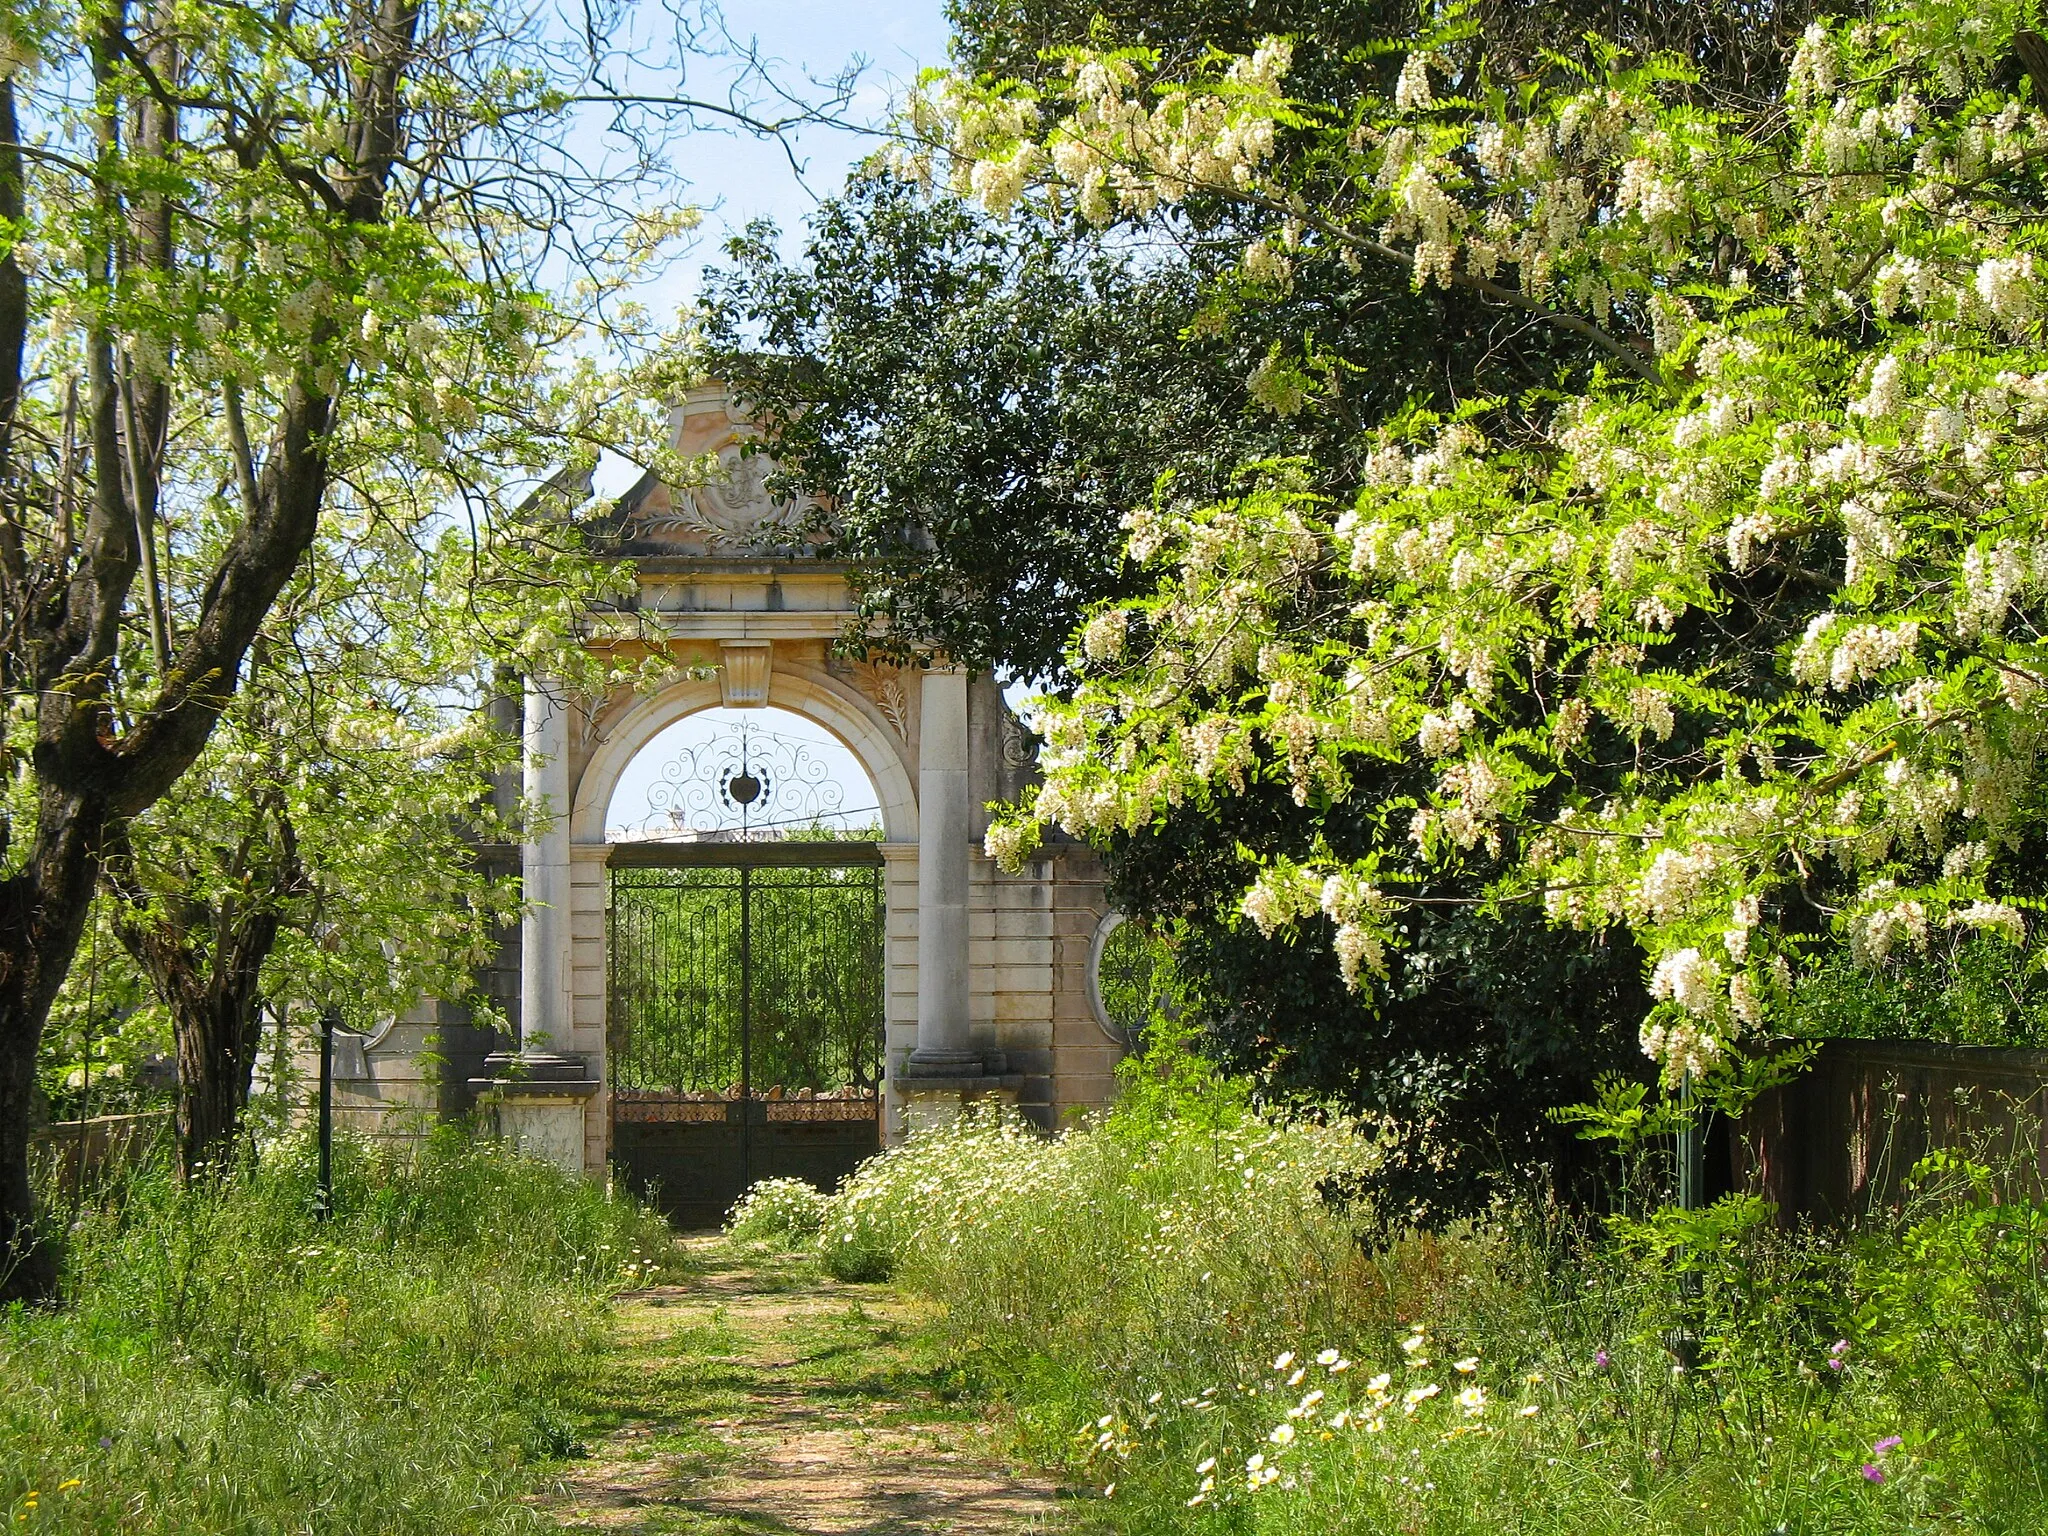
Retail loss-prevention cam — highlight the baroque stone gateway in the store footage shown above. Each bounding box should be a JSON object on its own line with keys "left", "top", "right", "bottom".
{"left": 300, "top": 386, "right": 1130, "bottom": 1217}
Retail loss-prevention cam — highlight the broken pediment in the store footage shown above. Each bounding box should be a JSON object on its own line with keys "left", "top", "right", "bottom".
{"left": 609, "top": 384, "right": 822, "bottom": 558}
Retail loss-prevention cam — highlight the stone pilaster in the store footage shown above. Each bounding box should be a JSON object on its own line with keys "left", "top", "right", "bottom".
{"left": 908, "top": 665, "right": 978, "bottom": 1072}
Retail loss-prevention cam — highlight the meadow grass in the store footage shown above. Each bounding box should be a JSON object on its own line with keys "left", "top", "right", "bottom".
{"left": 808, "top": 1102, "right": 2048, "bottom": 1536}
{"left": 2, "top": 1126, "right": 680, "bottom": 1535}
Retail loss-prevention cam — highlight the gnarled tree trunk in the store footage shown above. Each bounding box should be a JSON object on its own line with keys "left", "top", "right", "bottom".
{"left": 108, "top": 817, "right": 298, "bottom": 1180}
{"left": 0, "top": 0, "right": 420, "bottom": 1303}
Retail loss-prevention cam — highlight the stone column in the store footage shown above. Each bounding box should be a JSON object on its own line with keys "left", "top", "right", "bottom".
{"left": 479, "top": 674, "right": 597, "bottom": 1174}
{"left": 908, "top": 664, "right": 979, "bottom": 1072}
{"left": 519, "top": 673, "right": 573, "bottom": 1051}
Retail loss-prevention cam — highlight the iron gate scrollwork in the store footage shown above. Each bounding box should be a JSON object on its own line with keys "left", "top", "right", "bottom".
{"left": 624, "top": 718, "right": 878, "bottom": 840}
{"left": 607, "top": 844, "right": 885, "bottom": 1227}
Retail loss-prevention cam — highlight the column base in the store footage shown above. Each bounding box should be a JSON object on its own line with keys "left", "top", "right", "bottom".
{"left": 468, "top": 1052, "right": 601, "bottom": 1175}
{"left": 903, "top": 1046, "right": 985, "bottom": 1076}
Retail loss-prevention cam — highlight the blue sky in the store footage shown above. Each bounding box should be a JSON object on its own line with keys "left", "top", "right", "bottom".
{"left": 649, "top": 0, "right": 953, "bottom": 320}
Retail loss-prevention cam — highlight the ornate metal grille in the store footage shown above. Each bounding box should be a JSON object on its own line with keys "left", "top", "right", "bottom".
{"left": 606, "top": 847, "right": 885, "bottom": 1222}
{"left": 626, "top": 717, "right": 878, "bottom": 839}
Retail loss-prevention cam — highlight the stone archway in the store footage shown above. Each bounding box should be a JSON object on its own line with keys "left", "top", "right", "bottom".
{"left": 467, "top": 384, "right": 1122, "bottom": 1183}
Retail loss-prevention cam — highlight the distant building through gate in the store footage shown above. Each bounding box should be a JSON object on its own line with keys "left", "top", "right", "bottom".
{"left": 308, "top": 385, "right": 1133, "bottom": 1197}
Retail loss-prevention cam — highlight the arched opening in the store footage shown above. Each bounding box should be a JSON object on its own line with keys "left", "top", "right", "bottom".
{"left": 600, "top": 704, "right": 889, "bottom": 1226}
{"left": 605, "top": 705, "right": 886, "bottom": 843}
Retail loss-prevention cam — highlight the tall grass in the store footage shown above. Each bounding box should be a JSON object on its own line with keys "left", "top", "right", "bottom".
{"left": 2, "top": 1126, "right": 677, "bottom": 1534}
{"left": 820, "top": 1102, "right": 2048, "bottom": 1535}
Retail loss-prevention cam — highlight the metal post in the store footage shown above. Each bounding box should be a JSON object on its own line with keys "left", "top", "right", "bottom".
{"left": 1677, "top": 1070, "right": 1702, "bottom": 1211}
{"left": 1667, "top": 1069, "right": 1704, "bottom": 1373}
{"left": 739, "top": 863, "right": 752, "bottom": 1192}
{"left": 315, "top": 1005, "right": 336, "bottom": 1221}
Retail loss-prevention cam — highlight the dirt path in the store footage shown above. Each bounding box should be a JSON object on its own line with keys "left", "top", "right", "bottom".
{"left": 543, "top": 1238, "right": 1084, "bottom": 1535}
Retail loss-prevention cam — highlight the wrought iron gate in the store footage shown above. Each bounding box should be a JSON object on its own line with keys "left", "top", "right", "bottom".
{"left": 607, "top": 843, "right": 885, "bottom": 1227}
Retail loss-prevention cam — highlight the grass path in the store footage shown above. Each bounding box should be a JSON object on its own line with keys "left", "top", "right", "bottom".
{"left": 540, "top": 1237, "right": 1086, "bottom": 1535}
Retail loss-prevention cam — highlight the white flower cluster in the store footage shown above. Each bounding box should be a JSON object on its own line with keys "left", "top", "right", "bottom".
{"left": 1239, "top": 864, "right": 1324, "bottom": 937}
{"left": 992, "top": 15, "right": 2048, "bottom": 1081}
{"left": 1642, "top": 948, "right": 1742, "bottom": 1078}
{"left": 1952, "top": 900, "right": 2026, "bottom": 944}
{"left": 1638, "top": 844, "right": 1719, "bottom": 923}
{"left": 984, "top": 820, "right": 1038, "bottom": 871}
{"left": 1791, "top": 614, "right": 1920, "bottom": 692}
{"left": 1848, "top": 881, "right": 1930, "bottom": 964}
{"left": 1081, "top": 609, "right": 1128, "bottom": 665}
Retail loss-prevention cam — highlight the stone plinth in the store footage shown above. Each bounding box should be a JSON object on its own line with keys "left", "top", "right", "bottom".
{"left": 469, "top": 1051, "right": 601, "bottom": 1174}
{"left": 891, "top": 1056, "right": 1052, "bottom": 1138}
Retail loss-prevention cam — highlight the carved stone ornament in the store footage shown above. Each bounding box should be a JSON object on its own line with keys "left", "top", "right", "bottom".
{"left": 847, "top": 659, "right": 910, "bottom": 740}
{"left": 720, "top": 641, "right": 773, "bottom": 708}
{"left": 633, "top": 441, "right": 808, "bottom": 553}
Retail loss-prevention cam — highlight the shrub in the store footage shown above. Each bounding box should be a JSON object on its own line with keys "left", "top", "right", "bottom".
{"left": 725, "top": 1176, "right": 830, "bottom": 1245}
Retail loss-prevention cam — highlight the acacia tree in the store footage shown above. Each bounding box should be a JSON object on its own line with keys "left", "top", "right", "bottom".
{"left": 943, "top": 5, "right": 2048, "bottom": 1098}
{"left": 98, "top": 494, "right": 576, "bottom": 1178}
{"left": 702, "top": 1, "right": 1839, "bottom": 1217}
{"left": 0, "top": 0, "right": 825, "bottom": 1300}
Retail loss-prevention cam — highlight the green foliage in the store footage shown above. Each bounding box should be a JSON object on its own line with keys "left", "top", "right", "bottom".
{"left": 858, "top": 1099, "right": 2048, "bottom": 1534}
{"left": 696, "top": 170, "right": 1544, "bottom": 683}
{"left": 1110, "top": 782, "right": 1651, "bottom": 1228}
{"left": 818, "top": 1101, "right": 1370, "bottom": 1349}
{"left": 1550, "top": 1073, "right": 1686, "bottom": 1150}
{"left": 1788, "top": 937, "right": 2048, "bottom": 1048}
{"left": 1108, "top": 1008, "right": 1253, "bottom": 1136}
{"left": 1, "top": 1128, "right": 680, "bottom": 1534}
{"left": 725, "top": 1176, "right": 831, "bottom": 1246}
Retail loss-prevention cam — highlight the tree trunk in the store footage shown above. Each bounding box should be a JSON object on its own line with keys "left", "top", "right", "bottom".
{"left": 169, "top": 965, "right": 272, "bottom": 1181}
{"left": 0, "top": 799, "right": 103, "bottom": 1304}
{"left": 109, "top": 818, "right": 292, "bottom": 1183}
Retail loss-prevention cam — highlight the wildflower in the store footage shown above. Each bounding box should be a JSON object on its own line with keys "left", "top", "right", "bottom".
{"left": 1270, "top": 1423, "right": 1296, "bottom": 1446}
{"left": 1402, "top": 1383, "right": 1442, "bottom": 1414}
{"left": 1367, "top": 1373, "right": 1393, "bottom": 1393}
{"left": 1872, "top": 1435, "right": 1903, "bottom": 1456}
{"left": 1454, "top": 1356, "right": 1479, "bottom": 1374}
{"left": 1517, "top": 1404, "right": 1541, "bottom": 1418}
{"left": 1828, "top": 1340, "right": 1850, "bottom": 1372}
{"left": 1400, "top": 1331, "right": 1427, "bottom": 1355}
{"left": 1456, "top": 1385, "right": 1488, "bottom": 1416}
{"left": 1196, "top": 1457, "right": 1217, "bottom": 1474}
{"left": 1861, "top": 1464, "right": 1885, "bottom": 1483}
{"left": 1315, "top": 1348, "right": 1342, "bottom": 1366}
{"left": 1594, "top": 1349, "right": 1610, "bottom": 1369}
{"left": 1272, "top": 1351, "right": 1296, "bottom": 1372}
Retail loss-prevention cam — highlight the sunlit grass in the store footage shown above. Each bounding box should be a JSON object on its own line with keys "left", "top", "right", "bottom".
{"left": 1, "top": 1128, "right": 681, "bottom": 1535}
